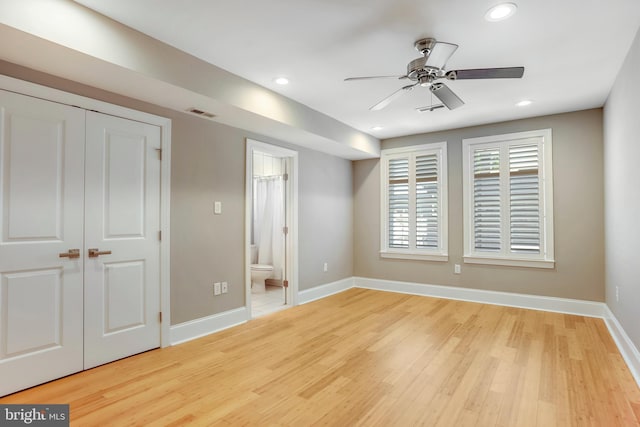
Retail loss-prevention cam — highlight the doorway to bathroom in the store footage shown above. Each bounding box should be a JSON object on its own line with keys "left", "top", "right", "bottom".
{"left": 245, "top": 139, "right": 298, "bottom": 318}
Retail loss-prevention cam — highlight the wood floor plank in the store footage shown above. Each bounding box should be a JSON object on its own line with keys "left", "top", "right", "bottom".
{"left": 1, "top": 288, "right": 638, "bottom": 426}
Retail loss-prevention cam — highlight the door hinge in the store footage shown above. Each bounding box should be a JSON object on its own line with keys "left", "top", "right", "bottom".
{"left": 159, "top": 312, "right": 163, "bottom": 323}
{"left": 283, "top": 226, "right": 289, "bottom": 235}
{"left": 283, "top": 173, "right": 289, "bottom": 181}
{"left": 156, "top": 148, "right": 162, "bottom": 161}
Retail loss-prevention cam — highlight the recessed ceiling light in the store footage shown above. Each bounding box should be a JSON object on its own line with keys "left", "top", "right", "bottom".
{"left": 485, "top": 3, "right": 517, "bottom": 22}
{"left": 371, "top": 126, "right": 384, "bottom": 131}
{"left": 516, "top": 100, "right": 532, "bottom": 107}
{"left": 274, "top": 77, "right": 289, "bottom": 85}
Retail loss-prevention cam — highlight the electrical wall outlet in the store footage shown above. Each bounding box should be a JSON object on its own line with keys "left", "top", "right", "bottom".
{"left": 454, "top": 264, "right": 461, "bottom": 274}
{"left": 221, "top": 281, "right": 228, "bottom": 294}
{"left": 214, "top": 282, "right": 221, "bottom": 296}
{"left": 323, "top": 262, "right": 328, "bottom": 272}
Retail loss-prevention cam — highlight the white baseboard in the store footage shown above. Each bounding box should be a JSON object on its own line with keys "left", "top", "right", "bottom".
{"left": 603, "top": 306, "right": 640, "bottom": 387}
{"left": 354, "top": 277, "right": 606, "bottom": 318}
{"left": 298, "top": 277, "right": 354, "bottom": 304}
{"left": 169, "top": 307, "right": 248, "bottom": 345}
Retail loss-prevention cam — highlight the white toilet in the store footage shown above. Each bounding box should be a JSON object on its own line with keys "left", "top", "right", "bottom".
{"left": 250, "top": 245, "right": 273, "bottom": 293}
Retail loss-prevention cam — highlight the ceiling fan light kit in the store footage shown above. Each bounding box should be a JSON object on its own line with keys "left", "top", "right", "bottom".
{"left": 345, "top": 37, "right": 525, "bottom": 112}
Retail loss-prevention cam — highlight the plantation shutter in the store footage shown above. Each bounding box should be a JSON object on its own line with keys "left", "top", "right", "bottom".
{"left": 473, "top": 148, "right": 501, "bottom": 252}
{"left": 388, "top": 157, "right": 409, "bottom": 248}
{"left": 509, "top": 144, "right": 540, "bottom": 254}
{"left": 382, "top": 143, "right": 447, "bottom": 259}
{"left": 463, "top": 129, "right": 553, "bottom": 266}
{"left": 415, "top": 154, "right": 439, "bottom": 248}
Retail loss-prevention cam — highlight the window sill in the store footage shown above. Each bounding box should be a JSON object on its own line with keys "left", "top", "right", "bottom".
{"left": 380, "top": 251, "right": 448, "bottom": 262}
{"left": 463, "top": 255, "right": 555, "bottom": 269}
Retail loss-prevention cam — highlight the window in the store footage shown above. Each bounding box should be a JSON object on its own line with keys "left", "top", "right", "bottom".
{"left": 462, "top": 129, "right": 554, "bottom": 268}
{"left": 380, "top": 142, "right": 448, "bottom": 261}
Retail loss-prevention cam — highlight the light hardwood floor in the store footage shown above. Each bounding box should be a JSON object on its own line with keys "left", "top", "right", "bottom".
{"left": 2, "top": 288, "right": 639, "bottom": 426}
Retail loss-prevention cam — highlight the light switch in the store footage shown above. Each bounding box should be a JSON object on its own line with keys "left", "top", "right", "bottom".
{"left": 214, "top": 201, "right": 222, "bottom": 215}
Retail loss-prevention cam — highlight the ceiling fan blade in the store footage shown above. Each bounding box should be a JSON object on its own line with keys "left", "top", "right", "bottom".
{"left": 446, "top": 67, "right": 525, "bottom": 80}
{"left": 430, "top": 83, "right": 464, "bottom": 110}
{"left": 425, "top": 41, "right": 458, "bottom": 69}
{"left": 370, "top": 83, "right": 417, "bottom": 111}
{"left": 344, "top": 75, "right": 407, "bottom": 81}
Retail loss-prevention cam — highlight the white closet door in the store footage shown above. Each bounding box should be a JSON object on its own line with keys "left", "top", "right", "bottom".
{"left": 83, "top": 111, "right": 161, "bottom": 369}
{"left": 0, "top": 90, "right": 85, "bottom": 396}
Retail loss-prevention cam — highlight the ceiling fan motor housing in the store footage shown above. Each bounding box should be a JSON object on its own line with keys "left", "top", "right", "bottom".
{"left": 407, "top": 57, "right": 441, "bottom": 82}
{"left": 414, "top": 37, "right": 437, "bottom": 55}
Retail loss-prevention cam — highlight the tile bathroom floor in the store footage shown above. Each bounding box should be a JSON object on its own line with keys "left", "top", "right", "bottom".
{"left": 252, "top": 285, "right": 288, "bottom": 317}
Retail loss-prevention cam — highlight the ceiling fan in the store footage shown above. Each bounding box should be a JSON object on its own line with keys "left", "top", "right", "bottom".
{"left": 345, "top": 38, "right": 524, "bottom": 111}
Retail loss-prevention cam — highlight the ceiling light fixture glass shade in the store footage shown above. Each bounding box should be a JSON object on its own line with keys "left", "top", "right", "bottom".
{"left": 274, "top": 77, "right": 289, "bottom": 85}
{"left": 371, "top": 126, "right": 384, "bottom": 131}
{"left": 516, "top": 100, "right": 532, "bottom": 107}
{"left": 485, "top": 3, "right": 517, "bottom": 22}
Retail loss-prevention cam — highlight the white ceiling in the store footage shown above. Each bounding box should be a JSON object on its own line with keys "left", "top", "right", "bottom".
{"left": 74, "top": 0, "right": 640, "bottom": 140}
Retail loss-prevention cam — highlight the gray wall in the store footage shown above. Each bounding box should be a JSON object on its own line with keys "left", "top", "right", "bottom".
{"left": 354, "top": 109, "right": 605, "bottom": 301}
{"left": 169, "top": 115, "right": 246, "bottom": 323}
{"left": 299, "top": 149, "right": 353, "bottom": 290}
{"left": 0, "top": 61, "right": 354, "bottom": 325}
{"left": 604, "top": 28, "right": 640, "bottom": 350}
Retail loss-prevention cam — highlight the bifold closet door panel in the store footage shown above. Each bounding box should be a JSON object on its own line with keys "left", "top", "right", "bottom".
{"left": 0, "top": 90, "right": 85, "bottom": 396}
{"left": 83, "top": 111, "right": 162, "bottom": 370}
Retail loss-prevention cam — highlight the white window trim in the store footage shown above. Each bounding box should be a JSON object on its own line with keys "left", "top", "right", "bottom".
{"left": 380, "top": 142, "right": 448, "bottom": 261}
{"left": 462, "top": 129, "right": 554, "bottom": 268}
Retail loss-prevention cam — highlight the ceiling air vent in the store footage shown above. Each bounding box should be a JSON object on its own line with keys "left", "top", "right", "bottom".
{"left": 186, "top": 108, "right": 216, "bottom": 119}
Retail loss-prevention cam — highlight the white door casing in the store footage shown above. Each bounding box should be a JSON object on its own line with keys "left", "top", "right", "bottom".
{"left": 245, "top": 139, "right": 299, "bottom": 319}
{"left": 83, "top": 111, "right": 161, "bottom": 369}
{"left": 0, "top": 90, "right": 85, "bottom": 396}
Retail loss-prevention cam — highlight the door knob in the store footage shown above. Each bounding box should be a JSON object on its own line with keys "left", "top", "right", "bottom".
{"left": 88, "top": 248, "right": 112, "bottom": 258}
{"left": 59, "top": 249, "right": 80, "bottom": 259}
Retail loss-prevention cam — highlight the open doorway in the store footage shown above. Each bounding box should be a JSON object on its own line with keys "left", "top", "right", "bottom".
{"left": 245, "top": 139, "right": 298, "bottom": 318}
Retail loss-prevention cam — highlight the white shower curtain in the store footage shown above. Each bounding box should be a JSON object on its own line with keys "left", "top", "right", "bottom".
{"left": 253, "top": 176, "right": 284, "bottom": 280}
